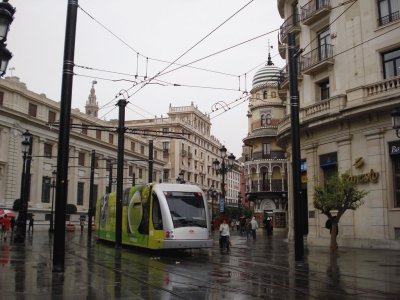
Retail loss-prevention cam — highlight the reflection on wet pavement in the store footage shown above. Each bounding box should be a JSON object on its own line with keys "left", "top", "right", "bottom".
{"left": 0, "top": 229, "right": 399, "bottom": 299}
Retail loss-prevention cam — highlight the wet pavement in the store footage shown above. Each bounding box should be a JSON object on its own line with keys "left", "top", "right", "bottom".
{"left": 0, "top": 228, "right": 399, "bottom": 300}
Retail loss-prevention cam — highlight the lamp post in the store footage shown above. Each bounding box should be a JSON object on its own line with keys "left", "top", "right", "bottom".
{"left": 0, "top": 0, "right": 15, "bottom": 77}
{"left": 49, "top": 170, "right": 56, "bottom": 233}
{"left": 14, "top": 129, "right": 31, "bottom": 243}
{"left": 212, "top": 145, "right": 235, "bottom": 214}
{"left": 391, "top": 108, "right": 400, "bottom": 138}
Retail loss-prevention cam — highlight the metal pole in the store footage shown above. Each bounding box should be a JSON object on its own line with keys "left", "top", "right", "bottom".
{"left": 88, "top": 150, "right": 95, "bottom": 242}
{"left": 115, "top": 99, "right": 127, "bottom": 248}
{"left": 53, "top": 0, "right": 78, "bottom": 272}
{"left": 108, "top": 160, "right": 112, "bottom": 193}
{"left": 288, "top": 32, "right": 304, "bottom": 261}
{"left": 14, "top": 150, "right": 27, "bottom": 242}
{"left": 221, "top": 161, "right": 226, "bottom": 214}
{"left": 148, "top": 140, "right": 153, "bottom": 183}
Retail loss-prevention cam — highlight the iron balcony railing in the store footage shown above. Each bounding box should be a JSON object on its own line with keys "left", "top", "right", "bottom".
{"left": 301, "top": 0, "right": 331, "bottom": 22}
{"left": 302, "top": 44, "right": 334, "bottom": 70}
{"left": 247, "top": 179, "right": 287, "bottom": 193}
{"left": 279, "top": 13, "right": 301, "bottom": 41}
{"left": 378, "top": 10, "right": 400, "bottom": 26}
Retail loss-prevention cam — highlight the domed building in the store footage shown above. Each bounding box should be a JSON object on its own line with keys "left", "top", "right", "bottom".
{"left": 242, "top": 53, "right": 288, "bottom": 230}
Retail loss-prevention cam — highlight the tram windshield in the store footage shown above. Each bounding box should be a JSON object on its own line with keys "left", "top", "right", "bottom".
{"left": 164, "top": 191, "right": 207, "bottom": 228}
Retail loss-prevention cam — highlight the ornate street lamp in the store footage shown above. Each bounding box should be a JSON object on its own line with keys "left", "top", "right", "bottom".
{"left": 0, "top": 0, "right": 15, "bottom": 77}
{"left": 14, "top": 129, "right": 32, "bottom": 243}
{"left": 212, "top": 145, "right": 236, "bottom": 214}
{"left": 49, "top": 170, "right": 56, "bottom": 233}
{"left": 391, "top": 108, "right": 400, "bottom": 138}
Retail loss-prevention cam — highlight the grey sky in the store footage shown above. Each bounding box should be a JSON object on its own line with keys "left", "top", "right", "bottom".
{"left": 7, "top": 0, "right": 284, "bottom": 157}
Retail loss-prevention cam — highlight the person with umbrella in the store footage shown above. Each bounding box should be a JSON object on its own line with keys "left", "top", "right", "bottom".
{"left": 0, "top": 214, "right": 11, "bottom": 241}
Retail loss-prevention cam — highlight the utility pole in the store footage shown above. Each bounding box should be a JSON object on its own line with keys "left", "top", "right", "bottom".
{"left": 115, "top": 99, "right": 127, "bottom": 248}
{"left": 288, "top": 32, "right": 304, "bottom": 261}
{"left": 148, "top": 140, "right": 153, "bottom": 183}
{"left": 53, "top": 0, "right": 78, "bottom": 273}
{"left": 108, "top": 160, "right": 113, "bottom": 193}
{"left": 87, "top": 150, "right": 95, "bottom": 242}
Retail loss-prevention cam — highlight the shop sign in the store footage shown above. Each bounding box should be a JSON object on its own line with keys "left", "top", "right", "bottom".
{"left": 349, "top": 169, "right": 379, "bottom": 184}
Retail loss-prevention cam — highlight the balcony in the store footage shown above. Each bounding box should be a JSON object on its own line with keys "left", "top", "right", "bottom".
{"left": 188, "top": 152, "right": 193, "bottom": 159}
{"left": 301, "top": 44, "right": 334, "bottom": 75}
{"left": 279, "top": 14, "right": 301, "bottom": 43}
{"left": 301, "top": 0, "right": 331, "bottom": 26}
{"left": 247, "top": 179, "right": 287, "bottom": 193}
{"left": 378, "top": 11, "right": 400, "bottom": 27}
{"left": 278, "top": 35, "right": 286, "bottom": 59}
{"left": 279, "top": 62, "right": 304, "bottom": 90}
{"left": 246, "top": 151, "right": 286, "bottom": 162}
{"left": 363, "top": 76, "right": 400, "bottom": 102}
{"left": 181, "top": 150, "right": 187, "bottom": 157}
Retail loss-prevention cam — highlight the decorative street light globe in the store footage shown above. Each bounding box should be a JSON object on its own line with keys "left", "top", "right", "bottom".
{"left": 0, "top": 0, "right": 15, "bottom": 42}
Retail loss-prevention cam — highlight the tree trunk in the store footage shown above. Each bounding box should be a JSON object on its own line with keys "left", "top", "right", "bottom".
{"left": 330, "top": 223, "right": 338, "bottom": 254}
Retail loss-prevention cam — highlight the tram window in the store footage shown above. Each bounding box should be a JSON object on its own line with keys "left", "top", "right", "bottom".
{"left": 152, "top": 193, "right": 163, "bottom": 230}
{"left": 165, "top": 192, "right": 206, "bottom": 228}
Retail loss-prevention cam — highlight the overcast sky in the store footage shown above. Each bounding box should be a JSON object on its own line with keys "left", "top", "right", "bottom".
{"left": 7, "top": 0, "right": 284, "bottom": 157}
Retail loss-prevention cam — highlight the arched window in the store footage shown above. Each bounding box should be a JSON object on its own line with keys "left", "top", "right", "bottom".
{"left": 263, "top": 91, "right": 268, "bottom": 99}
{"left": 261, "top": 114, "right": 266, "bottom": 127}
{"left": 266, "top": 114, "right": 272, "bottom": 125}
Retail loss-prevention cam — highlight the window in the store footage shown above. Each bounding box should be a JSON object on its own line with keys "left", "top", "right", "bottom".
{"left": 28, "top": 103, "right": 37, "bottom": 117}
{"left": 162, "top": 127, "right": 169, "bottom": 134}
{"left": 109, "top": 133, "right": 114, "bottom": 144}
{"left": 163, "top": 170, "right": 169, "bottom": 181}
{"left": 318, "top": 27, "right": 331, "bottom": 60}
{"left": 77, "top": 182, "right": 84, "bottom": 205}
{"left": 48, "top": 110, "right": 56, "bottom": 123}
{"left": 394, "top": 156, "right": 400, "bottom": 207}
{"left": 262, "top": 143, "right": 271, "bottom": 156}
{"left": 0, "top": 91, "right": 3, "bottom": 106}
{"left": 162, "top": 142, "right": 169, "bottom": 151}
{"left": 320, "top": 152, "right": 338, "bottom": 186}
{"left": 152, "top": 193, "right": 163, "bottom": 230}
{"left": 131, "top": 141, "right": 135, "bottom": 152}
{"left": 44, "top": 143, "right": 53, "bottom": 158}
{"left": 78, "top": 152, "right": 85, "bottom": 166}
{"left": 266, "top": 114, "right": 272, "bottom": 125}
{"left": 261, "top": 114, "right": 266, "bottom": 127}
{"left": 263, "top": 91, "right": 268, "bottom": 99}
{"left": 319, "top": 80, "right": 330, "bottom": 100}
{"left": 81, "top": 124, "right": 88, "bottom": 135}
{"left": 138, "top": 168, "right": 143, "bottom": 179}
{"left": 96, "top": 129, "right": 101, "bottom": 140}
{"left": 140, "top": 145, "right": 145, "bottom": 154}
{"left": 378, "top": 0, "right": 400, "bottom": 26}
{"left": 271, "top": 91, "right": 276, "bottom": 98}
{"left": 41, "top": 177, "right": 51, "bottom": 203}
{"left": 128, "top": 165, "right": 133, "bottom": 176}
{"left": 382, "top": 48, "right": 400, "bottom": 79}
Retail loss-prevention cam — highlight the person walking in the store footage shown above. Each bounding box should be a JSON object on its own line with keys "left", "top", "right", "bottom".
{"left": 1, "top": 215, "right": 11, "bottom": 241}
{"left": 219, "top": 219, "right": 230, "bottom": 252}
{"left": 245, "top": 218, "right": 252, "bottom": 240}
{"left": 250, "top": 217, "right": 258, "bottom": 240}
{"left": 10, "top": 217, "right": 15, "bottom": 234}
{"left": 28, "top": 217, "right": 34, "bottom": 233}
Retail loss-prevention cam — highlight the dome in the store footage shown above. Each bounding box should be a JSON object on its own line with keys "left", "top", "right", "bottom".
{"left": 251, "top": 54, "right": 280, "bottom": 91}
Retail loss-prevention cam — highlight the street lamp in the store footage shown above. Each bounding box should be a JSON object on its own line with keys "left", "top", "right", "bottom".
{"left": 391, "top": 108, "right": 400, "bottom": 138}
{"left": 49, "top": 170, "right": 56, "bottom": 233}
{"left": 0, "top": 0, "right": 15, "bottom": 76}
{"left": 209, "top": 185, "right": 217, "bottom": 221}
{"left": 14, "top": 129, "right": 32, "bottom": 243}
{"left": 212, "top": 145, "right": 236, "bottom": 214}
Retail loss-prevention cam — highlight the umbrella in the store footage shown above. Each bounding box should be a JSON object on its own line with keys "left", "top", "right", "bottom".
{"left": 0, "top": 209, "right": 16, "bottom": 219}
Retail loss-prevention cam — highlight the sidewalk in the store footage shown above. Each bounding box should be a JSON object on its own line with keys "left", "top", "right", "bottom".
{"left": 0, "top": 228, "right": 399, "bottom": 299}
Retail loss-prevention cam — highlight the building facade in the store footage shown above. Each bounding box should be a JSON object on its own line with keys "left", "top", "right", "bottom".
{"left": 0, "top": 77, "right": 165, "bottom": 223}
{"left": 242, "top": 54, "right": 289, "bottom": 229}
{"left": 277, "top": 0, "right": 400, "bottom": 248}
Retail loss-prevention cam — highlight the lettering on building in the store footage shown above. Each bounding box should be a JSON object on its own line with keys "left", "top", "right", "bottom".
{"left": 349, "top": 169, "right": 379, "bottom": 184}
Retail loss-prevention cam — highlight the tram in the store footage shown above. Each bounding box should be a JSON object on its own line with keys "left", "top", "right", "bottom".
{"left": 95, "top": 183, "right": 213, "bottom": 249}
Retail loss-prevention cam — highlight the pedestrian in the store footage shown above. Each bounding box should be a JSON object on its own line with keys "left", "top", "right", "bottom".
{"left": 1, "top": 215, "right": 11, "bottom": 241}
{"left": 10, "top": 217, "right": 15, "bottom": 234}
{"left": 235, "top": 219, "right": 240, "bottom": 231}
{"left": 230, "top": 219, "right": 235, "bottom": 231}
{"left": 240, "top": 217, "right": 246, "bottom": 235}
{"left": 219, "top": 219, "right": 230, "bottom": 252}
{"left": 245, "top": 218, "right": 252, "bottom": 240}
{"left": 250, "top": 217, "right": 258, "bottom": 240}
{"left": 80, "top": 220, "right": 85, "bottom": 232}
{"left": 266, "top": 217, "right": 273, "bottom": 236}
{"left": 28, "top": 217, "right": 34, "bottom": 233}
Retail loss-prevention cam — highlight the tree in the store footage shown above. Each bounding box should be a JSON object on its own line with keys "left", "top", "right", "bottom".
{"left": 313, "top": 172, "right": 367, "bottom": 253}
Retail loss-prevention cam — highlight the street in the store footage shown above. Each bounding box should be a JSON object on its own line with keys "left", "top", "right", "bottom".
{"left": 0, "top": 228, "right": 399, "bottom": 299}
